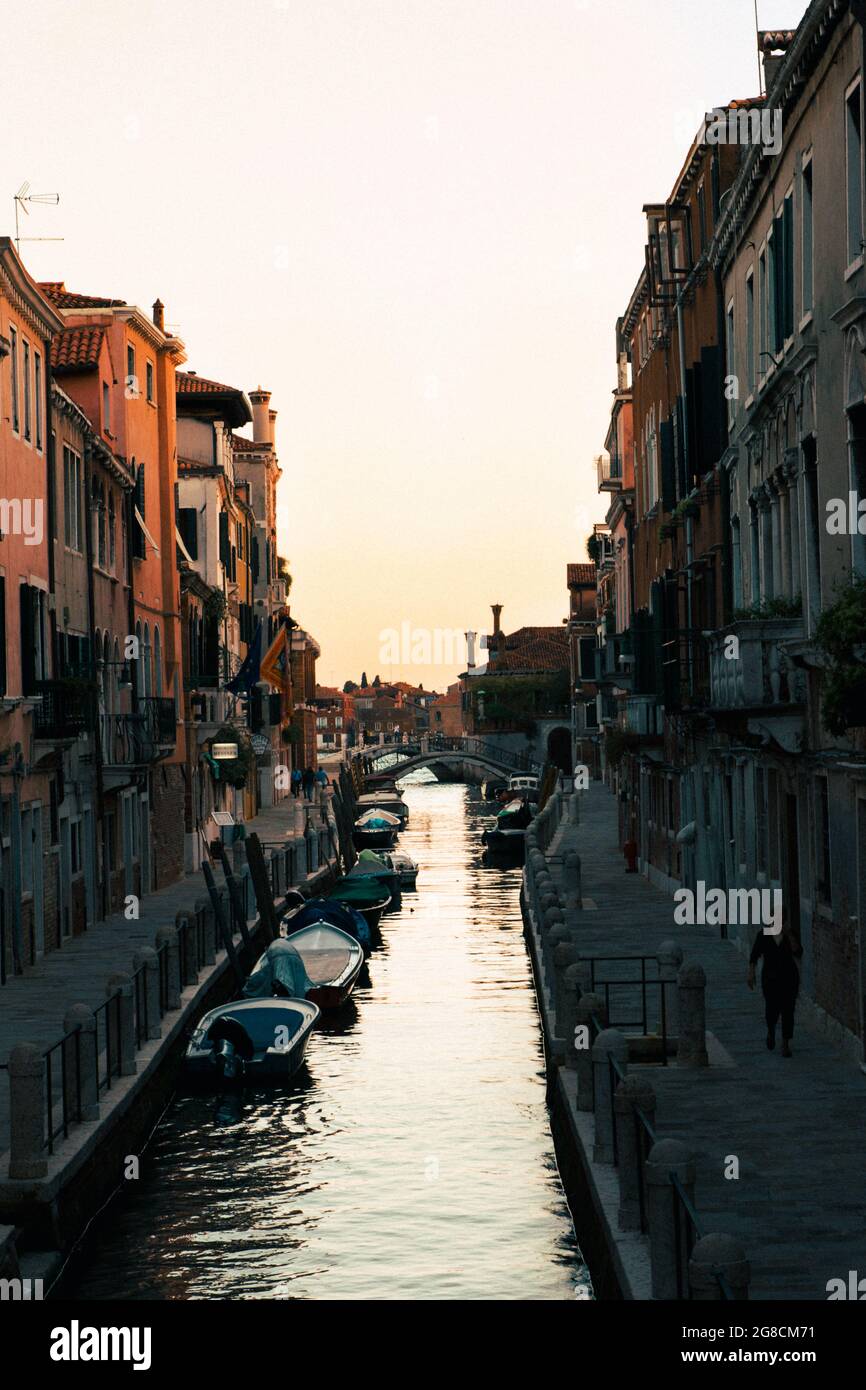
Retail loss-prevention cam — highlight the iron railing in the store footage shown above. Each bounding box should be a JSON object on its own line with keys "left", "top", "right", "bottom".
{"left": 588, "top": 955, "right": 671, "bottom": 1061}
{"left": 33, "top": 679, "right": 96, "bottom": 741}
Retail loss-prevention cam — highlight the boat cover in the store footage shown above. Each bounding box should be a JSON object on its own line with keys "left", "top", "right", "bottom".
{"left": 286, "top": 897, "right": 371, "bottom": 950}
{"left": 358, "top": 849, "right": 387, "bottom": 865}
{"left": 330, "top": 876, "right": 390, "bottom": 908}
{"left": 242, "top": 939, "right": 313, "bottom": 1000}
{"left": 496, "top": 798, "right": 532, "bottom": 828}
{"left": 355, "top": 808, "right": 401, "bottom": 828}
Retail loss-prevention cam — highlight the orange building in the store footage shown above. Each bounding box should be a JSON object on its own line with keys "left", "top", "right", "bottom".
{"left": 40, "top": 283, "right": 188, "bottom": 892}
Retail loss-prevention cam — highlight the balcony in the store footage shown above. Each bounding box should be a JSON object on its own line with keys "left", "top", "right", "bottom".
{"left": 708, "top": 619, "right": 806, "bottom": 714}
{"left": 33, "top": 679, "right": 96, "bottom": 743}
{"left": 596, "top": 453, "right": 623, "bottom": 492}
{"left": 103, "top": 697, "right": 176, "bottom": 778}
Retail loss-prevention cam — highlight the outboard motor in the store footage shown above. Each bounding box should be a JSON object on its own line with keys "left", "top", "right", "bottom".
{"left": 210, "top": 1037, "right": 246, "bottom": 1084}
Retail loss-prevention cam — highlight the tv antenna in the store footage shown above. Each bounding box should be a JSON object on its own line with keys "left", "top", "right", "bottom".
{"left": 13, "top": 183, "right": 63, "bottom": 255}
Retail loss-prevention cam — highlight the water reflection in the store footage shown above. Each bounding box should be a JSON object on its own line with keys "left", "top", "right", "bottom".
{"left": 63, "top": 780, "right": 591, "bottom": 1300}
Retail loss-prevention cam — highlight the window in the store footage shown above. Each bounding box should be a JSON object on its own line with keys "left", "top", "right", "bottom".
{"left": 146, "top": 362, "right": 154, "bottom": 402}
{"left": 745, "top": 271, "right": 755, "bottom": 396}
{"left": 63, "top": 446, "right": 83, "bottom": 551}
{"left": 758, "top": 248, "right": 768, "bottom": 372}
{"left": 696, "top": 184, "right": 707, "bottom": 251}
{"left": 34, "top": 351, "right": 42, "bottom": 450}
{"left": 102, "top": 381, "right": 111, "bottom": 433}
{"left": 22, "top": 340, "right": 31, "bottom": 441}
{"left": 178, "top": 507, "right": 198, "bottom": 559}
{"left": 108, "top": 492, "right": 116, "bottom": 571}
{"left": 756, "top": 766, "right": 767, "bottom": 873}
{"left": 0, "top": 576, "right": 6, "bottom": 696}
{"left": 71, "top": 819, "right": 83, "bottom": 877}
{"left": 846, "top": 81, "right": 863, "bottom": 267}
{"left": 96, "top": 485, "right": 106, "bottom": 568}
{"left": 19, "top": 583, "right": 46, "bottom": 695}
{"left": 802, "top": 155, "right": 813, "bottom": 316}
{"left": 816, "top": 777, "right": 832, "bottom": 906}
{"left": 127, "top": 344, "right": 136, "bottom": 395}
{"left": 9, "top": 325, "right": 19, "bottom": 432}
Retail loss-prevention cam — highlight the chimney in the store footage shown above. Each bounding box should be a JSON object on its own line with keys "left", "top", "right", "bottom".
{"left": 465, "top": 631, "right": 476, "bottom": 669}
{"left": 152, "top": 298, "right": 164, "bottom": 331}
{"left": 268, "top": 408, "right": 278, "bottom": 447}
{"left": 491, "top": 604, "right": 503, "bottom": 638}
{"left": 249, "top": 386, "right": 272, "bottom": 445}
{"left": 758, "top": 31, "right": 793, "bottom": 96}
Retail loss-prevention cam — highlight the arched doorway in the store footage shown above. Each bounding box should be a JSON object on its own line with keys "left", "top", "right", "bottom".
{"left": 547, "top": 726, "right": 571, "bottom": 775}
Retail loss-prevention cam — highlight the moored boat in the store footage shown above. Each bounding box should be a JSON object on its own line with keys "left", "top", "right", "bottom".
{"left": 329, "top": 873, "right": 393, "bottom": 931}
{"left": 282, "top": 894, "right": 372, "bottom": 953}
{"left": 185, "top": 997, "right": 319, "bottom": 1085}
{"left": 356, "top": 790, "right": 409, "bottom": 825}
{"left": 482, "top": 797, "right": 533, "bottom": 860}
{"left": 352, "top": 807, "right": 401, "bottom": 848}
{"left": 246, "top": 927, "right": 364, "bottom": 1009}
{"left": 380, "top": 848, "right": 419, "bottom": 889}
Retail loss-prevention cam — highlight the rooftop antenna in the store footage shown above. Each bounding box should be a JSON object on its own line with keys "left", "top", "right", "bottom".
{"left": 14, "top": 183, "right": 63, "bottom": 256}
{"left": 754, "top": 0, "right": 764, "bottom": 98}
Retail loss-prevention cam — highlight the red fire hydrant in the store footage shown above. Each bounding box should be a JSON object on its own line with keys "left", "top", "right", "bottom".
{"left": 623, "top": 839, "right": 638, "bottom": 873}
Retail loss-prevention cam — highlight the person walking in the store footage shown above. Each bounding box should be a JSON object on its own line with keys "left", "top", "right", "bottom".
{"left": 302, "top": 766, "right": 315, "bottom": 800}
{"left": 747, "top": 920, "right": 803, "bottom": 1057}
{"left": 316, "top": 766, "right": 328, "bottom": 794}
{"left": 291, "top": 767, "right": 302, "bottom": 799}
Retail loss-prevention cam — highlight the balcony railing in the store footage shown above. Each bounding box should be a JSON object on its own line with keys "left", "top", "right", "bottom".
{"left": 105, "top": 696, "right": 177, "bottom": 767}
{"left": 33, "top": 679, "right": 96, "bottom": 741}
{"left": 707, "top": 619, "right": 805, "bottom": 711}
{"left": 596, "top": 453, "right": 623, "bottom": 492}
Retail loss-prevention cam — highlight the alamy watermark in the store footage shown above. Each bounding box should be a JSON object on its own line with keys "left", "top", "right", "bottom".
{"left": 0, "top": 497, "right": 43, "bottom": 546}
{"left": 701, "top": 106, "right": 782, "bottom": 157}
{"left": 674, "top": 883, "right": 782, "bottom": 933}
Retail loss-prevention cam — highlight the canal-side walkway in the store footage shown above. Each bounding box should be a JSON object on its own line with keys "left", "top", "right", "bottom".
{"left": 540, "top": 782, "right": 866, "bottom": 1300}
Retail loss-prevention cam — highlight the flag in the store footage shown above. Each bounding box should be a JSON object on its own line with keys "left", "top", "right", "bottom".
{"left": 260, "top": 620, "right": 291, "bottom": 695}
{"left": 225, "top": 621, "right": 263, "bottom": 696}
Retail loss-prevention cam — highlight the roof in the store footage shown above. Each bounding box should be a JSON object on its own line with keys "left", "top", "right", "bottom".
{"left": 39, "top": 282, "right": 126, "bottom": 309}
{"left": 568, "top": 563, "right": 596, "bottom": 588}
{"left": 50, "top": 325, "right": 107, "bottom": 373}
{"left": 231, "top": 432, "right": 264, "bottom": 453}
{"left": 491, "top": 636, "right": 569, "bottom": 673}
{"left": 177, "top": 370, "right": 242, "bottom": 396}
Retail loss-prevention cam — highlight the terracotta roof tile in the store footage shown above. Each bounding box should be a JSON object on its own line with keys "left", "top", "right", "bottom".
{"left": 231, "top": 433, "right": 263, "bottom": 453}
{"left": 568, "top": 563, "right": 596, "bottom": 587}
{"left": 177, "top": 371, "right": 243, "bottom": 396}
{"left": 50, "top": 325, "right": 106, "bottom": 372}
{"left": 40, "top": 282, "right": 126, "bottom": 309}
{"left": 491, "top": 637, "right": 569, "bottom": 673}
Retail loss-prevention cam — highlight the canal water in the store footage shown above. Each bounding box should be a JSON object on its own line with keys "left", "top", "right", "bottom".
{"left": 63, "top": 778, "right": 591, "bottom": 1300}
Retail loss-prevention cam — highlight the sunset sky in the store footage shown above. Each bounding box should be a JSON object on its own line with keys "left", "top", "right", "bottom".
{"left": 4, "top": 0, "right": 805, "bottom": 690}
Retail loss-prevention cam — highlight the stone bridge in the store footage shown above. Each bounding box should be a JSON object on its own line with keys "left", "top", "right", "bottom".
{"left": 356, "top": 736, "right": 542, "bottom": 783}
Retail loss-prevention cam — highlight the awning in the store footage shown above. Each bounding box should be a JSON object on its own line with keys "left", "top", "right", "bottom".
{"left": 135, "top": 506, "right": 160, "bottom": 556}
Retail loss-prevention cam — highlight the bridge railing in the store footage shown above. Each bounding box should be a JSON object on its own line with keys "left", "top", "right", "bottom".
{"left": 360, "top": 735, "right": 542, "bottom": 776}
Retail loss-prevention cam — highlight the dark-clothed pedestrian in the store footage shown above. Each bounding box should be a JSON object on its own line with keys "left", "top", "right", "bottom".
{"left": 748, "top": 923, "right": 803, "bottom": 1057}
{"left": 302, "top": 766, "right": 315, "bottom": 800}
{"left": 291, "top": 767, "right": 302, "bottom": 798}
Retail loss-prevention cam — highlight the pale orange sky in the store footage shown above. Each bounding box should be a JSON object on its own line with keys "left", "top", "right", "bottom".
{"left": 4, "top": 0, "right": 805, "bottom": 690}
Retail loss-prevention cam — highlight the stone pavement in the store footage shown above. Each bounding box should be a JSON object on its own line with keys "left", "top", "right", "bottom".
{"left": 0, "top": 795, "right": 327, "bottom": 1155}
{"left": 547, "top": 782, "right": 866, "bottom": 1301}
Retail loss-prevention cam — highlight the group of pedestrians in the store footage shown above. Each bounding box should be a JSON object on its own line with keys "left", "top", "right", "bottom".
{"left": 290, "top": 765, "right": 329, "bottom": 800}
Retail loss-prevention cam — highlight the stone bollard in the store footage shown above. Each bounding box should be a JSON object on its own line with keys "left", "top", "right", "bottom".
{"left": 614, "top": 1075, "right": 657, "bottom": 1230}
{"left": 677, "top": 962, "right": 709, "bottom": 1068}
{"left": 592, "top": 1028, "right": 628, "bottom": 1162}
{"left": 646, "top": 1138, "right": 696, "bottom": 1300}
{"left": 568, "top": 791, "right": 580, "bottom": 824}
{"left": 176, "top": 911, "right": 198, "bottom": 986}
{"left": 106, "top": 973, "right": 137, "bottom": 1077}
{"left": 575, "top": 992, "right": 607, "bottom": 1109}
{"left": 155, "top": 925, "right": 181, "bottom": 1010}
{"left": 689, "top": 1234, "right": 751, "bottom": 1300}
{"left": 657, "top": 939, "right": 683, "bottom": 1046}
{"left": 8, "top": 1044, "right": 48, "bottom": 1179}
{"left": 564, "top": 850, "right": 582, "bottom": 909}
{"left": 560, "top": 963, "right": 589, "bottom": 1068}
{"left": 306, "top": 822, "right": 319, "bottom": 874}
{"left": 131, "top": 948, "right": 161, "bottom": 1041}
{"left": 553, "top": 941, "right": 581, "bottom": 1031}
{"left": 295, "top": 834, "right": 308, "bottom": 883}
{"left": 63, "top": 1004, "right": 100, "bottom": 1122}
{"left": 195, "top": 897, "right": 216, "bottom": 966}
{"left": 541, "top": 905, "right": 565, "bottom": 974}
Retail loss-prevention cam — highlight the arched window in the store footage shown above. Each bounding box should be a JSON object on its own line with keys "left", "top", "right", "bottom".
{"left": 135, "top": 621, "right": 144, "bottom": 697}
{"left": 154, "top": 625, "right": 162, "bottom": 696}
{"left": 143, "top": 623, "right": 152, "bottom": 697}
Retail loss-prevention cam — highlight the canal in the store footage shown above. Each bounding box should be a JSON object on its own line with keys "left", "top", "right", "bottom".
{"left": 63, "top": 778, "right": 591, "bottom": 1300}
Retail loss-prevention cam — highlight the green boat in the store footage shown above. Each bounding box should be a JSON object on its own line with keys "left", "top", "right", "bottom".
{"left": 328, "top": 873, "right": 393, "bottom": 932}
